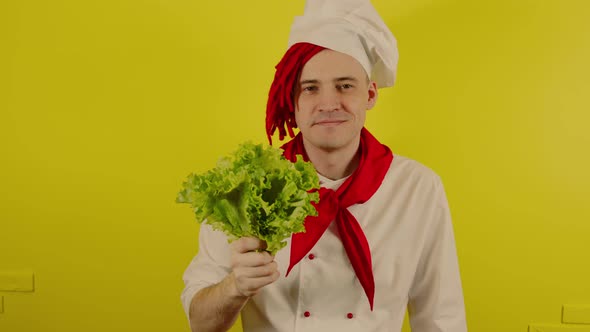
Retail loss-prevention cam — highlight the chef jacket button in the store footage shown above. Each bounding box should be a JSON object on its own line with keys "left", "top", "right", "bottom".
{"left": 347, "top": 313, "right": 354, "bottom": 319}
{"left": 304, "top": 311, "right": 311, "bottom": 317}
{"left": 308, "top": 253, "right": 315, "bottom": 260}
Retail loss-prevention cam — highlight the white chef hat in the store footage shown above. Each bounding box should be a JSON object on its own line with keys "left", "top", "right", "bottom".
{"left": 287, "top": 0, "right": 399, "bottom": 88}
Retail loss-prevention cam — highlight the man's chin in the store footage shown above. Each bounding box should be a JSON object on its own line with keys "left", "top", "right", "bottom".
{"left": 302, "top": 128, "right": 359, "bottom": 152}
{"left": 311, "top": 138, "right": 348, "bottom": 152}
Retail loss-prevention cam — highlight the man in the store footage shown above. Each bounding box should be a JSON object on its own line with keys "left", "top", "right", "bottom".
{"left": 181, "top": 0, "right": 467, "bottom": 331}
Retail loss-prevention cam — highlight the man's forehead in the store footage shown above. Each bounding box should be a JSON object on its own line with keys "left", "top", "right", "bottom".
{"left": 300, "top": 49, "right": 368, "bottom": 82}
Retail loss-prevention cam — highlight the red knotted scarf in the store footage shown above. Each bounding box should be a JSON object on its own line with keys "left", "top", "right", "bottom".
{"left": 281, "top": 128, "right": 393, "bottom": 310}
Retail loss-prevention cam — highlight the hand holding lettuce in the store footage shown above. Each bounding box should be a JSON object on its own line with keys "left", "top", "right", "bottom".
{"left": 176, "top": 142, "right": 320, "bottom": 255}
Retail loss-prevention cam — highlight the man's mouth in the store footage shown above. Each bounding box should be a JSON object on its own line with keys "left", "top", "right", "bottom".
{"left": 313, "top": 119, "right": 347, "bottom": 126}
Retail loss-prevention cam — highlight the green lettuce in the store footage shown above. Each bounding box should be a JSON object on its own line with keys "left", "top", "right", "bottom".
{"left": 176, "top": 142, "right": 320, "bottom": 254}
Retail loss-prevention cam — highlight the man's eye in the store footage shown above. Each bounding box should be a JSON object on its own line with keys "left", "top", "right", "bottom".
{"left": 338, "top": 84, "right": 354, "bottom": 90}
{"left": 302, "top": 86, "right": 317, "bottom": 92}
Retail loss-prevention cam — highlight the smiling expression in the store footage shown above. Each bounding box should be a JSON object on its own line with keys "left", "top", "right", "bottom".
{"left": 294, "top": 49, "right": 378, "bottom": 152}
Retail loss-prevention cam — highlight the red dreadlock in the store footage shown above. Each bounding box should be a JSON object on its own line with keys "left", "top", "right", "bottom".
{"left": 265, "top": 42, "right": 326, "bottom": 145}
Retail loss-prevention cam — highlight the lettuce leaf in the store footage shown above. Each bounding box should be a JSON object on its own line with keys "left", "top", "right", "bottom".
{"left": 176, "top": 142, "right": 320, "bottom": 254}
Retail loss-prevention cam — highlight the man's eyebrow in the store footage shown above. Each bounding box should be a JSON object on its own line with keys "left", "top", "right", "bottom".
{"left": 334, "top": 76, "right": 359, "bottom": 82}
{"left": 299, "top": 77, "right": 359, "bottom": 85}
{"left": 300, "top": 79, "right": 319, "bottom": 85}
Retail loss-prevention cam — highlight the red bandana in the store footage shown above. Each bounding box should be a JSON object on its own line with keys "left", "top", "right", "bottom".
{"left": 266, "top": 42, "right": 325, "bottom": 145}
{"left": 281, "top": 128, "right": 393, "bottom": 310}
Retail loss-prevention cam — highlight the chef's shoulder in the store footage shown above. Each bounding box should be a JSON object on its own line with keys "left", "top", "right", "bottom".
{"left": 387, "top": 155, "right": 446, "bottom": 201}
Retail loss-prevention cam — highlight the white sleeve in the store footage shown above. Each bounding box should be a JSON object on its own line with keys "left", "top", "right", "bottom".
{"left": 408, "top": 177, "right": 468, "bottom": 332}
{"left": 180, "top": 222, "right": 232, "bottom": 320}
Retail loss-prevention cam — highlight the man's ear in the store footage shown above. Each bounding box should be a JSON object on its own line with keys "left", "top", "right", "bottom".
{"left": 367, "top": 81, "right": 378, "bottom": 110}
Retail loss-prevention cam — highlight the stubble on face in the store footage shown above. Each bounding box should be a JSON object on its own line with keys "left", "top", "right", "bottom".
{"left": 294, "top": 50, "right": 376, "bottom": 153}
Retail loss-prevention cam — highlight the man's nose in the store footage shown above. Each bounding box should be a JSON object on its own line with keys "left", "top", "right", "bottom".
{"left": 317, "top": 89, "right": 340, "bottom": 112}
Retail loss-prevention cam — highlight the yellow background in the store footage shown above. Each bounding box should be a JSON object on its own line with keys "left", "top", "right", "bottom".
{"left": 1, "top": 0, "right": 589, "bottom": 331}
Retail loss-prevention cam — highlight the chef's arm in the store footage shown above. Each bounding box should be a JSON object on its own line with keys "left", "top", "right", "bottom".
{"left": 188, "top": 274, "right": 248, "bottom": 332}
{"left": 188, "top": 237, "right": 279, "bottom": 332}
{"left": 408, "top": 180, "right": 467, "bottom": 332}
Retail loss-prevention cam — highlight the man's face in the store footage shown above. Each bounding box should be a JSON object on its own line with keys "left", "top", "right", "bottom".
{"left": 294, "top": 49, "right": 378, "bottom": 153}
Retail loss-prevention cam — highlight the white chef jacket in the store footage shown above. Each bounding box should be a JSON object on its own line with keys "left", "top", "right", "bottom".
{"left": 181, "top": 155, "right": 467, "bottom": 332}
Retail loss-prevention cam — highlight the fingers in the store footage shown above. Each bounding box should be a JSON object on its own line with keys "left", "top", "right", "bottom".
{"left": 230, "top": 237, "right": 267, "bottom": 254}
{"left": 231, "top": 251, "right": 273, "bottom": 269}
{"left": 228, "top": 237, "right": 280, "bottom": 297}
{"left": 229, "top": 237, "right": 273, "bottom": 269}
{"left": 237, "top": 261, "right": 278, "bottom": 278}
{"left": 232, "top": 269, "right": 280, "bottom": 298}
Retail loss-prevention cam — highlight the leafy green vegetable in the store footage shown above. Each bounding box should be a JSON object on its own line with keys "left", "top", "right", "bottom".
{"left": 176, "top": 142, "right": 320, "bottom": 254}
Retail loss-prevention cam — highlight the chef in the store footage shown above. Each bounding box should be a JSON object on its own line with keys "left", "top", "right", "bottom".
{"left": 181, "top": 0, "right": 468, "bottom": 331}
